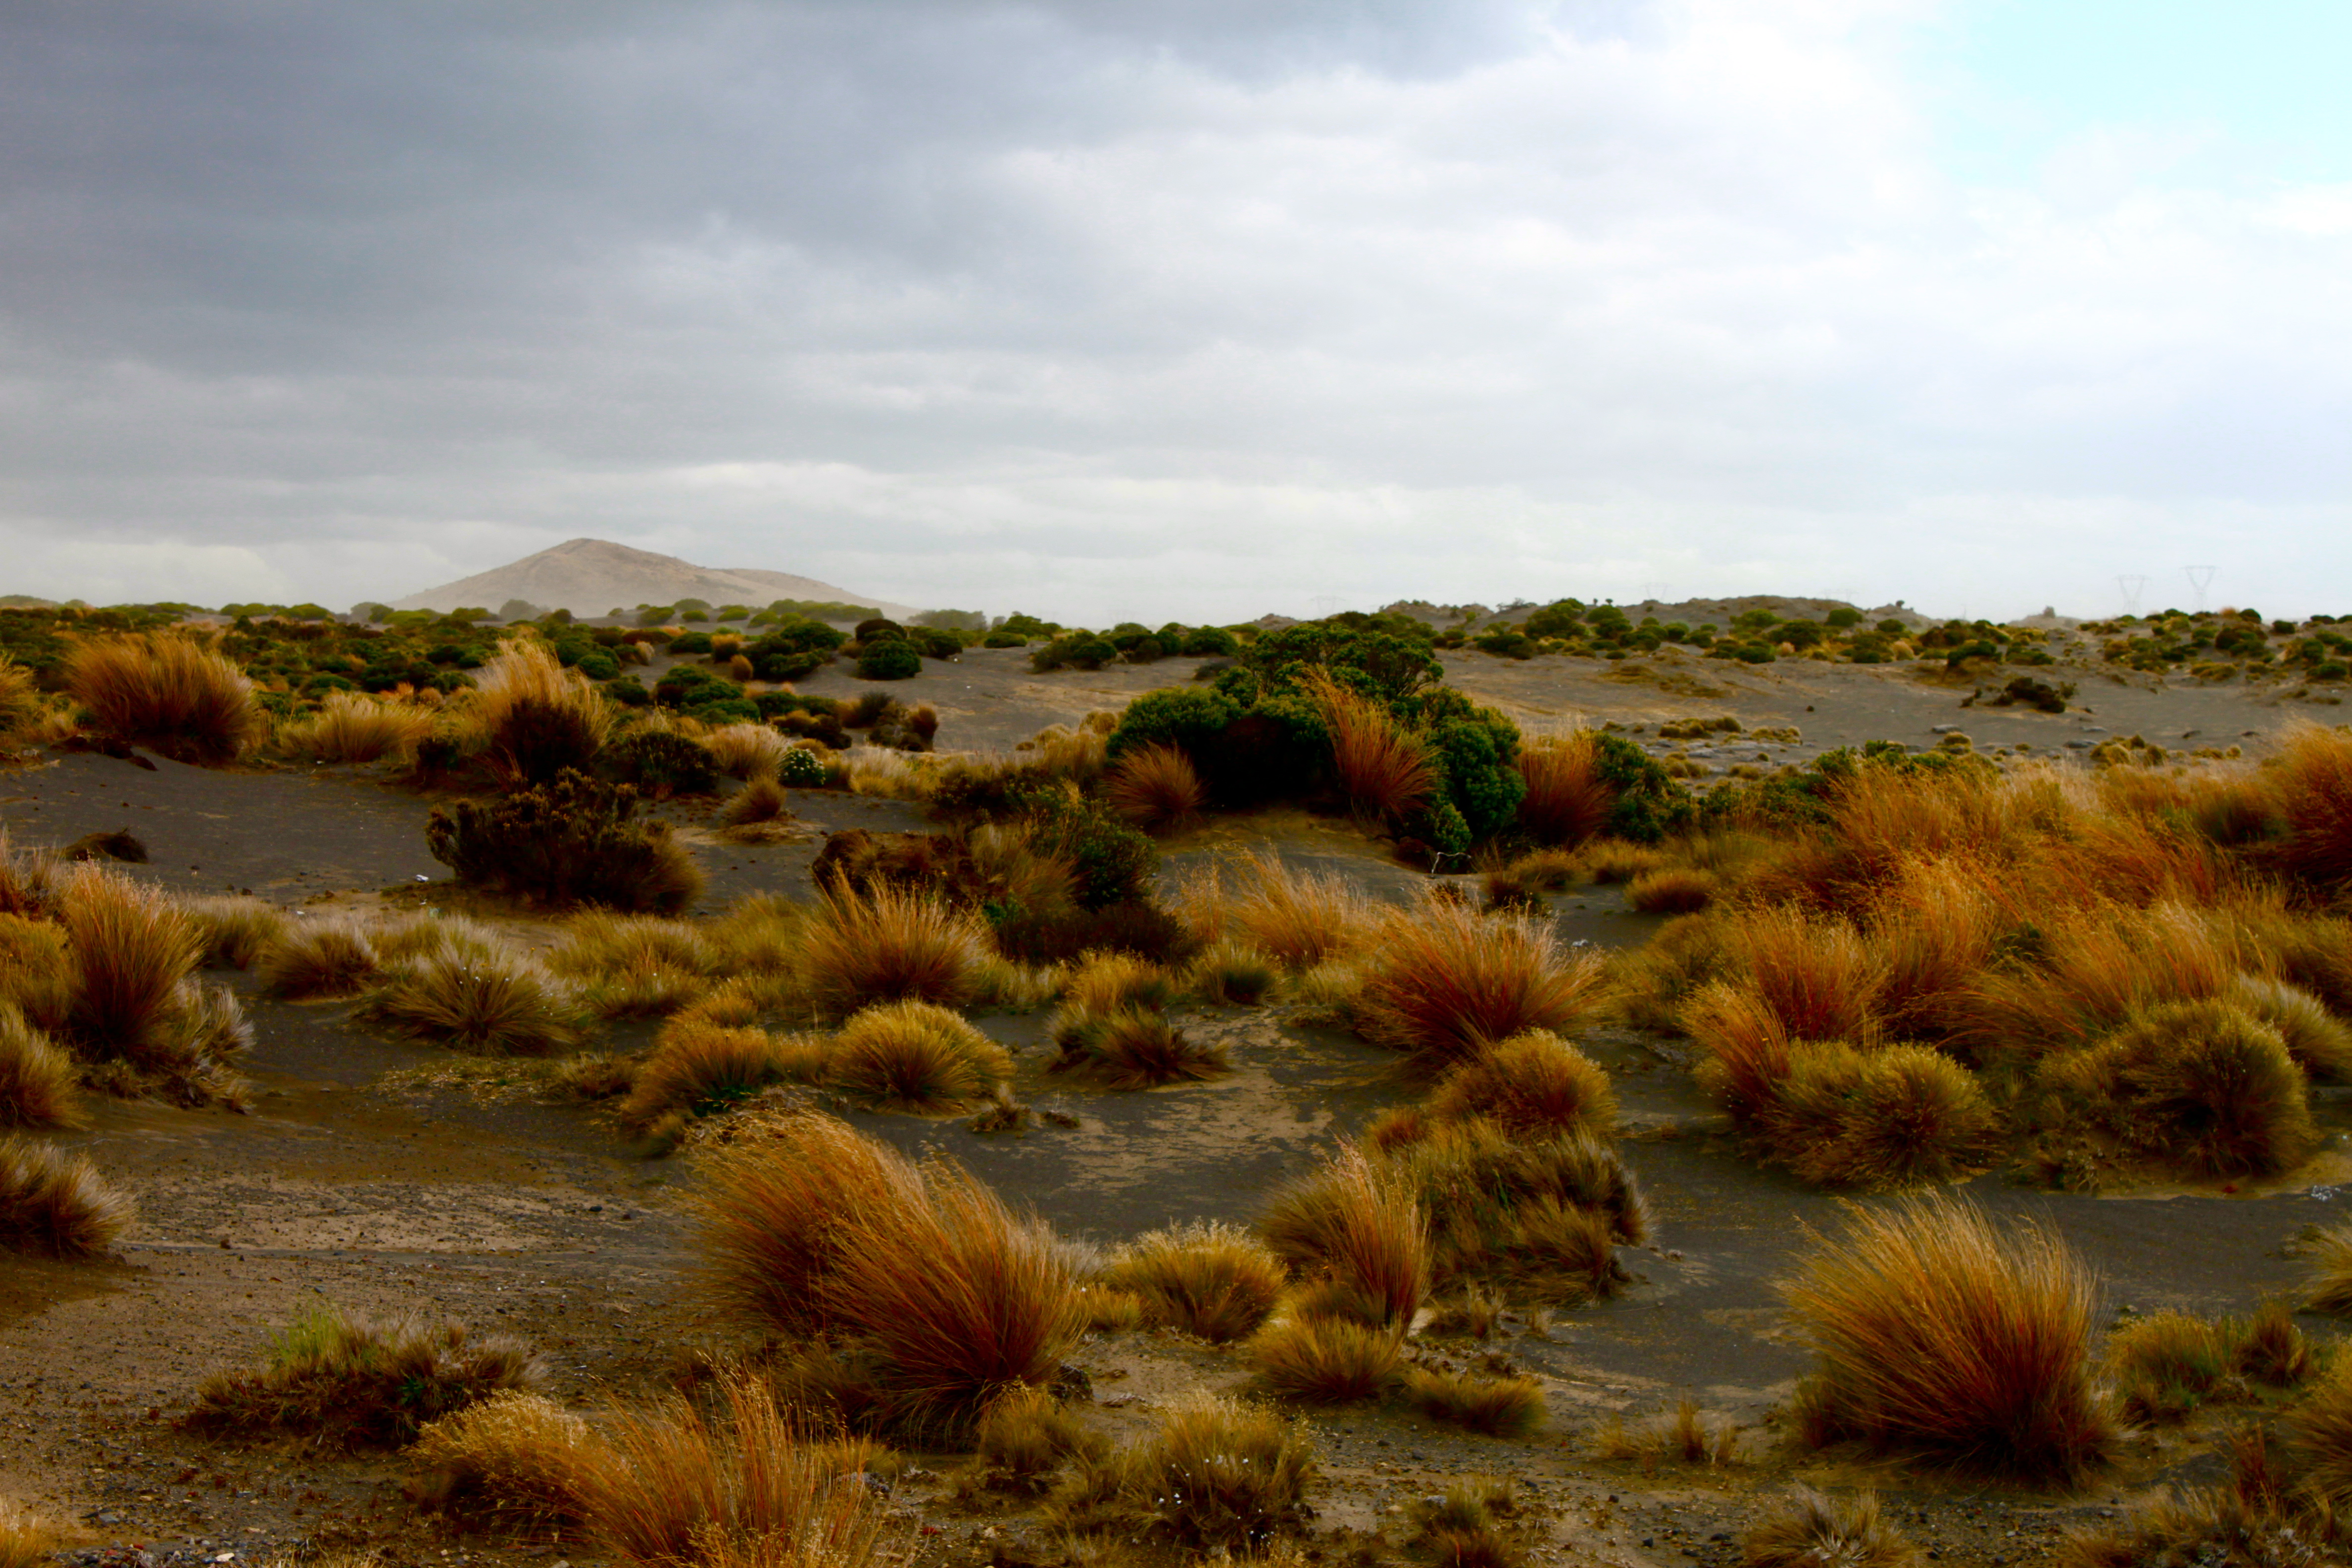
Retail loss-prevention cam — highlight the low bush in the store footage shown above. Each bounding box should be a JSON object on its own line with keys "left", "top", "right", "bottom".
{"left": 1353, "top": 898, "right": 1605, "bottom": 1071}
{"left": 1401, "top": 1366, "right": 1546, "bottom": 1437}
{"left": 1743, "top": 1489, "right": 1919, "bottom": 1568}
{"left": 65, "top": 632, "right": 268, "bottom": 766}
{"left": 1103, "top": 1221, "right": 1287, "bottom": 1341}
{"left": 0, "top": 1137, "right": 131, "bottom": 1256}
{"left": 188, "top": 1306, "right": 542, "bottom": 1446}
{"left": 427, "top": 769, "right": 704, "bottom": 914}
{"left": 830, "top": 1000, "right": 1013, "bottom": 1113}
{"left": 602, "top": 728, "right": 719, "bottom": 798}
{"left": 1249, "top": 1314, "right": 1402, "bottom": 1404}
{"left": 256, "top": 918, "right": 380, "bottom": 999}
{"left": 1783, "top": 1194, "right": 2113, "bottom": 1481}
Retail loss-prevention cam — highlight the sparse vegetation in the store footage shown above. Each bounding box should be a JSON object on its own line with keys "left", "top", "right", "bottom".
{"left": 65, "top": 631, "right": 269, "bottom": 765}
{"left": 830, "top": 998, "right": 1013, "bottom": 1112}
{"left": 189, "top": 1307, "right": 542, "bottom": 1446}
{"left": 1744, "top": 1489, "right": 1919, "bottom": 1568}
{"left": 1103, "top": 1221, "right": 1287, "bottom": 1341}
{"left": 427, "top": 769, "right": 703, "bottom": 913}
{"left": 0, "top": 1136, "right": 131, "bottom": 1255}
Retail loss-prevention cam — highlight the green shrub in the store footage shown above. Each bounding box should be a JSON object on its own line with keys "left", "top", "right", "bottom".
{"left": 1031, "top": 634, "right": 1118, "bottom": 672}
{"left": 604, "top": 729, "right": 719, "bottom": 797}
{"left": 858, "top": 641, "right": 924, "bottom": 681}
{"left": 668, "top": 632, "right": 714, "bottom": 655}
{"left": 779, "top": 747, "right": 829, "bottom": 787}
{"left": 426, "top": 770, "right": 704, "bottom": 912}
{"left": 604, "top": 676, "right": 651, "bottom": 707}
{"left": 1182, "top": 626, "right": 1240, "bottom": 657}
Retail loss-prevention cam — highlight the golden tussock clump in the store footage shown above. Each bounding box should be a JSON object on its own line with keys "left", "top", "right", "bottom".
{"left": 693, "top": 1111, "right": 1080, "bottom": 1435}
{"left": 2285, "top": 1364, "right": 2352, "bottom": 1507}
{"left": 1184, "top": 939, "right": 1280, "bottom": 1005}
{"left": 1625, "top": 866, "right": 1718, "bottom": 914}
{"left": 1408, "top": 1477, "right": 1523, "bottom": 1568}
{"left": 959, "top": 1383, "right": 1107, "bottom": 1497}
{"left": 1400, "top": 1366, "right": 1546, "bottom": 1438}
{"left": 257, "top": 917, "right": 381, "bottom": 1000}
{"left": 1743, "top": 1489, "right": 1920, "bottom": 1568}
{"left": 358, "top": 942, "right": 586, "bottom": 1056}
{"left": 1425, "top": 1029, "right": 1617, "bottom": 1141}
{"left": 713, "top": 776, "right": 793, "bottom": 842}
{"left": 1212, "top": 851, "right": 1372, "bottom": 971}
{"left": 1382, "top": 1121, "right": 1647, "bottom": 1299}
{"left": 2040, "top": 999, "right": 2317, "bottom": 1179}
{"left": 64, "top": 631, "right": 268, "bottom": 766}
{"left": 1115, "top": 1393, "right": 1317, "bottom": 1551}
{"left": 1516, "top": 732, "right": 1614, "bottom": 848}
{"left": 0, "top": 1007, "right": 82, "bottom": 1130}
{"left": 178, "top": 894, "right": 287, "bottom": 970}
{"left": 2266, "top": 721, "right": 2352, "bottom": 896}
{"left": 830, "top": 999, "right": 1013, "bottom": 1113}
{"left": 1050, "top": 1003, "right": 1228, "bottom": 1089}
{"left": 1248, "top": 1312, "right": 1402, "bottom": 1405}
{"left": 701, "top": 722, "right": 789, "bottom": 781}
{"left": 2304, "top": 1222, "right": 2352, "bottom": 1315}
{"left": 1256, "top": 1141, "right": 1429, "bottom": 1330}
{"left": 0, "top": 1499, "right": 54, "bottom": 1568}
{"left": 1782, "top": 1193, "right": 2114, "bottom": 1482}
{"left": 612, "top": 1022, "right": 822, "bottom": 1133}
{"left": 1303, "top": 671, "right": 1436, "bottom": 825}
{"left": 469, "top": 637, "right": 612, "bottom": 785}
{"left": 1696, "top": 1034, "right": 2000, "bottom": 1191}
{"left": 1104, "top": 742, "right": 1207, "bottom": 833}
{"left": 57, "top": 864, "right": 201, "bottom": 1059}
{"left": 405, "top": 1389, "right": 606, "bottom": 1525}
{"left": 277, "top": 691, "right": 438, "bottom": 765}
{"left": 802, "top": 880, "right": 987, "bottom": 1018}
{"left": 1101, "top": 1221, "right": 1287, "bottom": 1342}
{"left": 1352, "top": 897, "right": 1605, "bottom": 1071}
{"left": 188, "top": 1306, "right": 543, "bottom": 1447}
{"left": 548, "top": 912, "right": 718, "bottom": 1019}
{"left": 0, "top": 1136, "right": 132, "bottom": 1256}
{"left": 0, "top": 652, "right": 41, "bottom": 743}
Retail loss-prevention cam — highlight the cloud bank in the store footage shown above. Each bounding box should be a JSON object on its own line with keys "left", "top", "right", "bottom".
{"left": 1, "top": 0, "right": 2345, "bottom": 621}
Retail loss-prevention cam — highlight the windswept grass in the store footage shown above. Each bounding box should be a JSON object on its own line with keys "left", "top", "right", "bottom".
{"left": 1215, "top": 851, "right": 1372, "bottom": 970}
{"left": 830, "top": 999, "right": 1013, "bottom": 1113}
{"left": 803, "top": 880, "right": 987, "bottom": 1018}
{"left": 1305, "top": 671, "right": 1437, "bottom": 824}
{"left": 1050, "top": 1003, "right": 1229, "bottom": 1088}
{"left": 358, "top": 944, "right": 586, "bottom": 1055}
{"left": 469, "top": 637, "right": 611, "bottom": 785}
{"left": 1257, "top": 1142, "right": 1429, "bottom": 1329}
{"left": 1744, "top": 1490, "right": 1919, "bottom": 1568}
{"left": 180, "top": 894, "right": 286, "bottom": 970}
{"left": 1353, "top": 898, "right": 1605, "bottom": 1070}
{"left": 406, "top": 1390, "right": 606, "bottom": 1525}
{"left": 277, "top": 692, "right": 437, "bottom": 764}
{"left": 1249, "top": 1313, "right": 1402, "bottom": 1404}
{"left": 1517, "top": 733, "right": 1613, "bottom": 847}
{"left": 1122, "top": 1393, "right": 1316, "bottom": 1550}
{"left": 1105, "top": 743, "right": 1207, "bottom": 833}
{"left": 0, "top": 1136, "right": 131, "bottom": 1256}
{"left": 1102, "top": 1221, "right": 1287, "bottom": 1342}
{"left": 257, "top": 917, "right": 380, "bottom": 1000}
{"left": 65, "top": 631, "right": 267, "bottom": 766}
{"left": 2041, "top": 999, "right": 2317, "bottom": 1178}
{"left": 613, "top": 1023, "right": 817, "bottom": 1133}
{"left": 1401, "top": 1367, "right": 1546, "bottom": 1437}
{"left": 1426, "top": 1029, "right": 1617, "bottom": 1140}
{"left": 0, "top": 1007, "right": 82, "bottom": 1129}
{"left": 2268, "top": 721, "right": 2352, "bottom": 896}
{"left": 1783, "top": 1194, "right": 2113, "bottom": 1482}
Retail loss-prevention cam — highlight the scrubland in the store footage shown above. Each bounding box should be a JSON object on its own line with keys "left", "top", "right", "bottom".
{"left": 3, "top": 596, "right": 2352, "bottom": 1566}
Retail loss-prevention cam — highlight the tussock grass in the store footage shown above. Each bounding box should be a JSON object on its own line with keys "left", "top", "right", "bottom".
{"left": 961, "top": 1384, "right": 1108, "bottom": 1496}
{"left": 406, "top": 1390, "right": 605, "bottom": 1524}
{"left": 1703, "top": 1038, "right": 2001, "bottom": 1190}
{"left": 1354, "top": 898, "right": 1605, "bottom": 1071}
{"left": 1249, "top": 1313, "right": 1402, "bottom": 1404}
{"left": 1401, "top": 1366, "right": 1546, "bottom": 1437}
{"left": 257, "top": 917, "right": 381, "bottom": 1000}
{"left": 189, "top": 1306, "right": 542, "bottom": 1446}
{"left": 2042, "top": 999, "right": 2317, "bottom": 1178}
{"left": 548, "top": 912, "right": 718, "bottom": 1019}
{"left": 1743, "top": 1489, "right": 1919, "bottom": 1568}
{"left": 0, "top": 1007, "right": 82, "bottom": 1129}
{"left": 1710, "top": 908, "right": 1886, "bottom": 1046}
{"left": 1184, "top": 939, "right": 1279, "bottom": 1005}
{"left": 831, "top": 999, "right": 1012, "bottom": 1112}
{"left": 277, "top": 692, "right": 437, "bottom": 764}
{"left": 1426, "top": 1029, "right": 1617, "bottom": 1140}
{"left": 65, "top": 631, "right": 267, "bottom": 765}
{"left": 1384, "top": 1122, "right": 1647, "bottom": 1298}
{"left": 1258, "top": 1142, "right": 1429, "bottom": 1329}
{"left": 714, "top": 776, "right": 793, "bottom": 842}
{"left": 1050, "top": 1003, "right": 1229, "bottom": 1088}
{"left": 0, "top": 1136, "right": 130, "bottom": 1256}
{"left": 803, "top": 880, "right": 986, "bottom": 1017}
{"left": 359, "top": 945, "right": 586, "bottom": 1055}
{"left": 1216, "top": 851, "right": 1372, "bottom": 970}
{"left": 0, "top": 1500, "right": 53, "bottom": 1568}
{"left": 575, "top": 1375, "right": 903, "bottom": 1568}
{"left": 1625, "top": 867, "right": 1718, "bottom": 914}
{"left": 1305, "top": 671, "right": 1437, "bottom": 824}
{"left": 703, "top": 722, "right": 790, "bottom": 780}
{"left": 1517, "top": 733, "right": 1613, "bottom": 847}
{"left": 0, "top": 652, "right": 39, "bottom": 743}
{"left": 1410, "top": 1477, "right": 1522, "bottom": 1568}
{"left": 1102, "top": 1221, "right": 1287, "bottom": 1342}
{"left": 1105, "top": 743, "right": 1206, "bottom": 833}
{"left": 2305, "top": 1223, "right": 2352, "bottom": 1315}
{"left": 1783, "top": 1194, "right": 2114, "bottom": 1481}
{"left": 2287, "top": 1365, "right": 2352, "bottom": 1505}
{"left": 58, "top": 864, "right": 199, "bottom": 1059}
{"left": 1124, "top": 1393, "right": 1317, "bottom": 1550}
{"left": 1060, "top": 951, "right": 1177, "bottom": 1014}
{"left": 470, "top": 637, "right": 611, "bottom": 785}
{"left": 2269, "top": 721, "right": 2352, "bottom": 896}
{"left": 694, "top": 1112, "right": 1080, "bottom": 1435}
{"left": 180, "top": 894, "right": 286, "bottom": 969}
{"left": 2107, "top": 1311, "right": 2231, "bottom": 1424}
{"left": 2229, "top": 973, "right": 2352, "bottom": 1082}
{"left": 614, "top": 1023, "right": 817, "bottom": 1132}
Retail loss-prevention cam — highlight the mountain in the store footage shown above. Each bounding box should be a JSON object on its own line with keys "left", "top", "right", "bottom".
{"left": 386, "top": 539, "right": 916, "bottom": 619}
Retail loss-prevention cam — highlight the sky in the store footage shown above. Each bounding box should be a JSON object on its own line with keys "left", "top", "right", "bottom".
{"left": 0, "top": 0, "right": 2345, "bottom": 625}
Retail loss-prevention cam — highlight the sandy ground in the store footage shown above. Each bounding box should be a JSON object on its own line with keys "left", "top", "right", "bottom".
{"left": 1, "top": 650, "right": 2346, "bottom": 1565}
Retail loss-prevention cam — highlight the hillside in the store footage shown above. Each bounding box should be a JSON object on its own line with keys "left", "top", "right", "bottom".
{"left": 386, "top": 538, "right": 917, "bottom": 619}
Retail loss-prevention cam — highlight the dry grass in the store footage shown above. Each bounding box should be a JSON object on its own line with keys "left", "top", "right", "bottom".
{"left": 1049, "top": 1003, "right": 1229, "bottom": 1088}
{"left": 576, "top": 1375, "right": 903, "bottom": 1568}
{"left": 1426, "top": 1029, "right": 1617, "bottom": 1140}
{"left": 0, "top": 1007, "right": 82, "bottom": 1129}
{"left": 1707, "top": 1039, "right": 2002, "bottom": 1190}
{"left": 1782, "top": 1193, "right": 2113, "bottom": 1481}
{"left": 1401, "top": 1366, "right": 1546, "bottom": 1437}
{"left": 1714, "top": 908, "right": 1887, "bottom": 1045}
{"left": 1216, "top": 851, "right": 1373, "bottom": 970}
{"left": 2268, "top": 721, "right": 2352, "bottom": 896}
{"left": 257, "top": 917, "right": 381, "bottom": 999}
{"left": 1743, "top": 1489, "right": 1919, "bottom": 1568}
{"left": 1184, "top": 939, "right": 1279, "bottom": 1005}
{"left": 57, "top": 863, "right": 200, "bottom": 1060}
{"left": 2287, "top": 1364, "right": 2352, "bottom": 1505}
{"left": 65, "top": 631, "right": 268, "bottom": 765}
{"left": 703, "top": 722, "right": 790, "bottom": 780}
{"left": 358, "top": 945, "right": 586, "bottom": 1055}
{"left": 830, "top": 999, "right": 1013, "bottom": 1113}
{"left": 180, "top": 894, "right": 287, "bottom": 969}
{"left": 1517, "top": 733, "right": 1613, "bottom": 847}
{"left": 1102, "top": 1221, "right": 1287, "bottom": 1342}
{"left": 0, "top": 1500, "right": 52, "bottom": 1568}
{"left": 1257, "top": 1142, "right": 1429, "bottom": 1329}
{"left": 548, "top": 912, "right": 718, "bottom": 1019}
{"left": 1625, "top": 867, "right": 1719, "bottom": 914}
{"left": 2042, "top": 999, "right": 2317, "bottom": 1178}
{"left": 1060, "top": 951, "right": 1178, "bottom": 1014}
{"left": 1124, "top": 1393, "right": 1316, "bottom": 1550}
{"left": 1353, "top": 898, "right": 1606, "bottom": 1071}
{"left": 961, "top": 1384, "right": 1109, "bottom": 1496}
{"left": 188, "top": 1306, "right": 542, "bottom": 1446}
{"left": 1304, "top": 671, "right": 1438, "bottom": 823}
{"left": 614, "top": 1023, "right": 817, "bottom": 1132}
{"left": 715, "top": 776, "right": 793, "bottom": 842}
{"left": 2230, "top": 973, "right": 2352, "bottom": 1082}
{"left": 2107, "top": 1311, "right": 2233, "bottom": 1425}
{"left": 470, "top": 637, "right": 612, "bottom": 785}
{"left": 1410, "top": 1477, "right": 1522, "bottom": 1568}
{"left": 277, "top": 692, "right": 438, "bottom": 764}
{"left": 803, "top": 880, "right": 986, "bottom": 1018}
{"left": 406, "top": 1390, "right": 606, "bottom": 1524}
{"left": 1387, "top": 1123, "right": 1647, "bottom": 1297}
{"left": 1249, "top": 1313, "right": 1403, "bottom": 1404}
{"left": 0, "top": 1136, "right": 131, "bottom": 1256}
{"left": 1105, "top": 743, "right": 1207, "bottom": 833}
{"left": 693, "top": 1112, "right": 1080, "bottom": 1435}
{"left": 2305, "top": 1223, "right": 2352, "bottom": 1315}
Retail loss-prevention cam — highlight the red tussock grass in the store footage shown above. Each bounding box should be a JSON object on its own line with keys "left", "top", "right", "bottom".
{"left": 1049, "top": 1003, "right": 1229, "bottom": 1088}
{"left": 2304, "top": 1221, "right": 2352, "bottom": 1314}
{"left": 802, "top": 879, "right": 987, "bottom": 1017}
{"left": 179, "top": 894, "right": 287, "bottom": 970}
{"left": 58, "top": 865, "right": 200, "bottom": 1062}
{"left": 2285, "top": 1364, "right": 2352, "bottom": 1506}
{"left": 1960, "top": 901, "right": 2234, "bottom": 1063}
{"left": 1762, "top": 1041, "right": 2001, "bottom": 1190}
{"left": 1516, "top": 732, "right": 1614, "bottom": 848}
{"left": 1102, "top": 1221, "right": 1287, "bottom": 1342}
{"left": 1782, "top": 1193, "right": 2114, "bottom": 1482}
{"left": 702, "top": 722, "right": 790, "bottom": 781}
{"left": 358, "top": 945, "right": 586, "bottom": 1056}
{"left": 0, "top": 1007, "right": 82, "bottom": 1130}
{"left": 1257, "top": 1141, "right": 1429, "bottom": 1330}
{"left": 613, "top": 1023, "right": 814, "bottom": 1132}
{"left": 1304, "top": 670, "right": 1437, "bottom": 824}
{"left": 1426, "top": 1029, "right": 1618, "bottom": 1140}
{"left": 1249, "top": 1314, "right": 1402, "bottom": 1404}
{"left": 1105, "top": 743, "right": 1207, "bottom": 833}
{"left": 1625, "top": 867, "right": 1718, "bottom": 914}
{"left": 2040, "top": 999, "right": 2316, "bottom": 1178}
{"left": 257, "top": 917, "right": 380, "bottom": 1000}
{"left": 1402, "top": 1366, "right": 1547, "bottom": 1438}
{"left": 405, "top": 1390, "right": 606, "bottom": 1526}
{"left": 1714, "top": 907, "right": 1886, "bottom": 1046}
{"left": 2266, "top": 721, "right": 2352, "bottom": 897}
{"left": 277, "top": 692, "right": 437, "bottom": 764}
{"left": 1217, "top": 851, "right": 1372, "bottom": 971}
{"left": 0, "top": 1136, "right": 132, "bottom": 1256}
{"left": 64, "top": 631, "right": 268, "bottom": 766}
{"left": 2228, "top": 973, "right": 2352, "bottom": 1081}
{"left": 830, "top": 999, "right": 1013, "bottom": 1113}
{"left": 1122, "top": 1392, "right": 1318, "bottom": 1551}
{"left": 1353, "top": 898, "right": 1605, "bottom": 1071}
{"left": 470, "top": 637, "right": 612, "bottom": 785}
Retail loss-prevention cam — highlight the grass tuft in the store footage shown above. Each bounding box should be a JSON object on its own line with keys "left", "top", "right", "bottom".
{"left": 1743, "top": 1489, "right": 1920, "bottom": 1568}
{"left": 1401, "top": 1366, "right": 1547, "bottom": 1437}
{"left": 2107, "top": 1311, "right": 2231, "bottom": 1425}
{"left": 1125, "top": 1393, "right": 1317, "bottom": 1550}
{"left": 406, "top": 1390, "right": 605, "bottom": 1524}
{"left": 0, "top": 1007, "right": 82, "bottom": 1129}
{"left": 804, "top": 880, "right": 986, "bottom": 1018}
{"left": 1305, "top": 672, "right": 1438, "bottom": 824}
{"left": 1426, "top": 1029, "right": 1617, "bottom": 1140}
{"left": 278, "top": 692, "right": 438, "bottom": 765}
{"left": 0, "top": 1136, "right": 131, "bottom": 1256}
{"left": 257, "top": 917, "right": 381, "bottom": 1000}
{"left": 1105, "top": 743, "right": 1207, "bottom": 833}
{"left": 1185, "top": 939, "right": 1280, "bottom": 1005}
{"left": 1353, "top": 898, "right": 1605, "bottom": 1071}
{"left": 1050, "top": 1003, "right": 1229, "bottom": 1088}
{"left": 2285, "top": 1364, "right": 2352, "bottom": 1506}
{"left": 470, "top": 637, "right": 611, "bottom": 785}
{"left": 359, "top": 943, "right": 585, "bottom": 1055}
{"left": 1625, "top": 867, "right": 1719, "bottom": 914}
{"left": 180, "top": 894, "right": 287, "bottom": 970}
{"left": 188, "top": 1306, "right": 542, "bottom": 1446}
{"left": 1517, "top": 733, "right": 1614, "bottom": 847}
{"left": 1258, "top": 1141, "right": 1429, "bottom": 1329}
{"left": 2042, "top": 999, "right": 2317, "bottom": 1178}
{"left": 1102, "top": 1221, "right": 1287, "bottom": 1342}
{"left": 1249, "top": 1313, "right": 1402, "bottom": 1404}
{"left": 65, "top": 631, "right": 268, "bottom": 766}
{"left": 1216, "top": 852, "right": 1372, "bottom": 970}
{"left": 1781, "top": 1193, "right": 2114, "bottom": 1482}
{"left": 830, "top": 999, "right": 1013, "bottom": 1113}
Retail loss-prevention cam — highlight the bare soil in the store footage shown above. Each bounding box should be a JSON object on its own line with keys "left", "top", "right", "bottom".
{"left": 2, "top": 649, "right": 2345, "bottom": 1566}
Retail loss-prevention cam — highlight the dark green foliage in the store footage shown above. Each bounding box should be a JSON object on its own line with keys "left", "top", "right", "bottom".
{"left": 913, "top": 628, "right": 963, "bottom": 660}
{"left": 604, "top": 729, "right": 719, "bottom": 797}
{"left": 1520, "top": 600, "right": 1586, "bottom": 639}
{"left": 668, "top": 632, "right": 715, "bottom": 655}
{"left": 187, "top": 1308, "right": 542, "bottom": 1448}
{"left": 1031, "top": 634, "right": 1119, "bottom": 672}
{"left": 427, "top": 769, "right": 704, "bottom": 912}
{"left": 574, "top": 651, "right": 620, "bottom": 681}
{"left": 1422, "top": 693, "right": 1524, "bottom": 840}
{"left": 859, "top": 641, "right": 924, "bottom": 680}
{"left": 743, "top": 617, "right": 846, "bottom": 681}
{"left": 1027, "top": 793, "right": 1156, "bottom": 910}
{"left": 1591, "top": 734, "right": 1688, "bottom": 843}
{"left": 1245, "top": 621, "right": 1441, "bottom": 706}
{"left": 1182, "top": 626, "right": 1240, "bottom": 657}
{"left": 604, "top": 676, "right": 651, "bottom": 707}
{"left": 779, "top": 747, "right": 829, "bottom": 787}
{"left": 983, "top": 631, "right": 1027, "bottom": 647}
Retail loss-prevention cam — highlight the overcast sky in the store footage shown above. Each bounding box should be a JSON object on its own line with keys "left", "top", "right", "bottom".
{"left": 2, "top": 0, "right": 2346, "bottom": 623}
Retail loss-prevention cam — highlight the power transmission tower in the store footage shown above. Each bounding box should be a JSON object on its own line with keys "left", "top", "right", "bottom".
{"left": 2185, "top": 566, "right": 2217, "bottom": 612}
{"left": 2117, "top": 575, "right": 2148, "bottom": 616}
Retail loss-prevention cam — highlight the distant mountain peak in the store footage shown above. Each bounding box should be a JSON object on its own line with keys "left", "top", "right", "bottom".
{"left": 388, "top": 538, "right": 915, "bottom": 619}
